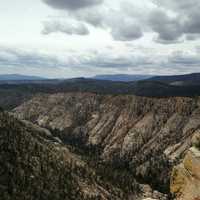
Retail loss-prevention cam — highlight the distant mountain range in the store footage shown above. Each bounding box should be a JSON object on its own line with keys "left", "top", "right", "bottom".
{"left": 93, "top": 74, "right": 153, "bottom": 82}
{"left": 0, "top": 74, "right": 152, "bottom": 82}
{"left": 148, "top": 73, "right": 200, "bottom": 86}
{"left": 1, "top": 72, "right": 200, "bottom": 110}
{"left": 93, "top": 72, "right": 200, "bottom": 84}
{"left": 2, "top": 73, "right": 200, "bottom": 84}
{"left": 0, "top": 74, "right": 45, "bottom": 81}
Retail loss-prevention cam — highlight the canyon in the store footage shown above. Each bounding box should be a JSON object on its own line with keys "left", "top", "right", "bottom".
{"left": 9, "top": 92, "right": 200, "bottom": 199}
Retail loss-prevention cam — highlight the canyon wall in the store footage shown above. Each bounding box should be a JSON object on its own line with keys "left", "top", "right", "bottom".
{"left": 13, "top": 93, "right": 200, "bottom": 194}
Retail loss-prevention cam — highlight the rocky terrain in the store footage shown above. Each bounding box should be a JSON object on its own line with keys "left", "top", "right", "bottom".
{"left": 171, "top": 131, "right": 200, "bottom": 200}
{"left": 0, "top": 111, "right": 129, "bottom": 200}
{"left": 13, "top": 92, "right": 200, "bottom": 198}
{"left": 1, "top": 109, "right": 171, "bottom": 200}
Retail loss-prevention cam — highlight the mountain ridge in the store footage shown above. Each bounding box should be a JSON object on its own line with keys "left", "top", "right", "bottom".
{"left": 0, "top": 74, "right": 46, "bottom": 81}
{"left": 2, "top": 74, "right": 200, "bottom": 110}
{"left": 92, "top": 74, "right": 153, "bottom": 82}
{"left": 148, "top": 72, "right": 200, "bottom": 86}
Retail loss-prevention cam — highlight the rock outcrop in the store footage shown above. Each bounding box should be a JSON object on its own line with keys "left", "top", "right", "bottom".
{"left": 171, "top": 131, "right": 200, "bottom": 200}
{"left": 13, "top": 93, "right": 200, "bottom": 194}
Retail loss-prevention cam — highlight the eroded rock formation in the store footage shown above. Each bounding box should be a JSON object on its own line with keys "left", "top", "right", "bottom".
{"left": 13, "top": 93, "right": 200, "bottom": 194}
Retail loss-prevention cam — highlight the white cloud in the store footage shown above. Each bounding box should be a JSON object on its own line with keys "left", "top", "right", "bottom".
{"left": 42, "top": 20, "right": 89, "bottom": 35}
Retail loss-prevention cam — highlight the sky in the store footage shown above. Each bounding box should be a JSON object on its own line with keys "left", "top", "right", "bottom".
{"left": 0, "top": 0, "right": 200, "bottom": 78}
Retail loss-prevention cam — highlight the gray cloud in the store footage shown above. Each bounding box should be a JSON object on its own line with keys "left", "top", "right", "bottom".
{"left": 1, "top": 45, "right": 200, "bottom": 77}
{"left": 186, "top": 34, "right": 200, "bottom": 41}
{"left": 0, "top": 47, "right": 67, "bottom": 69}
{"left": 0, "top": 46, "right": 154, "bottom": 76}
{"left": 0, "top": 45, "right": 154, "bottom": 71}
{"left": 41, "top": 0, "right": 200, "bottom": 43}
{"left": 148, "top": 10, "right": 183, "bottom": 44}
{"left": 82, "top": 8, "right": 144, "bottom": 41}
{"left": 43, "top": 0, "right": 103, "bottom": 10}
{"left": 150, "top": 0, "right": 200, "bottom": 43}
{"left": 70, "top": 8, "right": 104, "bottom": 27}
{"left": 153, "top": 0, "right": 200, "bottom": 12}
{"left": 42, "top": 1, "right": 144, "bottom": 41}
{"left": 42, "top": 20, "right": 89, "bottom": 35}
{"left": 111, "top": 22, "right": 143, "bottom": 41}
{"left": 168, "top": 51, "right": 200, "bottom": 66}
{"left": 78, "top": 50, "right": 154, "bottom": 69}
{"left": 78, "top": 49, "right": 200, "bottom": 75}
{"left": 183, "top": 12, "right": 200, "bottom": 34}
{"left": 126, "top": 0, "right": 200, "bottom": 43}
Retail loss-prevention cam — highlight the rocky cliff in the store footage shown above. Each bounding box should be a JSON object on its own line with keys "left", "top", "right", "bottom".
{"left": 13, "top": 92, "right": 200, "bottom": 195}
{"left": 171, "top": 131, "right": 200, "bottom": 200}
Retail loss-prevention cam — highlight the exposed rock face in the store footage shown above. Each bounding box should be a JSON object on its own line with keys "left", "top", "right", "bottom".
{"left": 138, "top": 184, "right": 168, "bottom": 200}
{"left": 0, "top": 111, "right": 129, "bottom": 200}
{"left": 13, "top": 93, "right": 200, "bottom": 194}
{"left": 171, "top": 131, "right": 200, "bottom": 200}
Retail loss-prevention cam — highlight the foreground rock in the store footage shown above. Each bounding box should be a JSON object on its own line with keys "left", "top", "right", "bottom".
{"left": 171, "top": 131, "right": 200, "bottom": 200}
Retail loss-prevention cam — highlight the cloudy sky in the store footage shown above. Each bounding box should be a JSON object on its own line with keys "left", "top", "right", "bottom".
{"left": 0, "top": 0, "right": 200, "bottom": 78}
